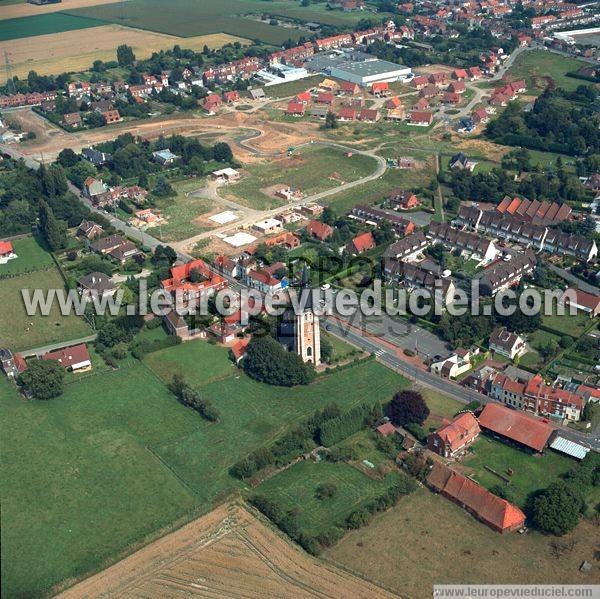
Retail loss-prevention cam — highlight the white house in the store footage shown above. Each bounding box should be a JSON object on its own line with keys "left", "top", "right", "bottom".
{"left": 489, "top": 327, "right": 527, "bottom": 360}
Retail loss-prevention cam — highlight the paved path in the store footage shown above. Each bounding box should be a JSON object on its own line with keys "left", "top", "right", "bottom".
{"left": 547, "top": 263, "right": 600, "bottom": 295}
{"left": 22, "top": 334, "right": 98, "bottom": 357}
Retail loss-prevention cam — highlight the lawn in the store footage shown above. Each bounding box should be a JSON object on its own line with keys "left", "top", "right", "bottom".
{"left": 322, "top": 330, "right": 360, "bottom": 363}
{"left": 224, "top": 146, "right": 378, "bottom": 210}
{"left": 324, "top": 163, "right": 435, "bottom": 215}
{"left": 0, "top": 364, "right": 201, "bottom": 598}
{"left": 263, "top": 75, "right": 323, "bottom": 99}
{"left": 0, "top": 12, "right": 103, "bottom": 41}
{"left": 542, "top": 305, "right": 591, "bottom": 337}
{"left": 0, "top": 235, "right": 54, "bottom": 277}
{"left": 64, "top": 0, "right": 304, "bottom": 45}
{"left": 144, "top": 337, "right": 238, "bottom": 387}
{"left": 505, "top": 50, "right": 589, "bottom": 94}
{"left": 521, "top": 329, "right": 561, "bottom": 370}
{"left": 0, "top": 268, "right": 91, "bottom": 351}
{"left": 422, "top": 389, "right": 464, "bottom": 431}
{"left": 256, "top": 460, "right": 402, "bottom": 535}
{"left": 326, "top": 486, "right": 600, "bottom": 599}
{"left": 149, "top": 355, "right": 408, "bottom": 503}
{"left": 462, "top": 436, "right": 576, "bottom": 507}
{"left": 145, "top": 178, "right": 214, "bottom": 242}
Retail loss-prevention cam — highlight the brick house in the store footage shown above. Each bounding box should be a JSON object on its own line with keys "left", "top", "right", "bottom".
{"left": 427, "top": 412, "right": 480, "bottom": 458}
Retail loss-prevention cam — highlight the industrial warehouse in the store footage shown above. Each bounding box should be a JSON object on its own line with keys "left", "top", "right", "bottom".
{"left": 305, "top": 50, "right": 413, "bottom": 86}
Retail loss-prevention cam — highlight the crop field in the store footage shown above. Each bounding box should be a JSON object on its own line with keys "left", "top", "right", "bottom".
{"left": 64, "top": 0, "right": 305, "bottom": 45}
{"left": 0, "top": 235, "right": 54, "bottom": 277}
{"left": 56, "top": 503, "right": 395, "bottom": 599}
{"left": 256, "top": 461, "right": 403, "bottom": 535}
{"left": 1, "top": 25, "right": 248, "bottom": 78}
{"left": 326, "top": 486, "right": 599, "bottom": 599}
{"left": 461, "top": 436, "right": 575, "bottom": 507}
{"left": 225, "top": 147, "right": 378, "bottom": 210}
{"left": 0, "top": 12, "right": 104, "bottom": 42}
{"left": 145, "top": 178, "right": 215, "bottom": 242}
{"left": 0, "top": 267, "right": 91, "bottom": 351}
{"left": 0, "top": 0, "right": 117, "bottom": 20}
{"left": 1, "top": 337, "right": 407, "bottom": 597}
{"left": 505, "top": 50, "right": 588, "bottom": 93}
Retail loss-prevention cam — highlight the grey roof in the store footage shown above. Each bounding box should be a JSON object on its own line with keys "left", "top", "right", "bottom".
{"left": 330, "top": 58, "right": 410, "bottom": 78}
{"left": 550, "top": 435, "right": 590, "bottom": 460}
{"left": 78, "top": 272, "right": 116, "bottom": 293}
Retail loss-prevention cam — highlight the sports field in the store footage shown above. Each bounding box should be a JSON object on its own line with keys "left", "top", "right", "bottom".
{"left": 1, "top": 25, "right": 248, "bottom": 78}
{"left": 64, "top": 0, "right": 304, "bottom": 45}
{"left": 225, "top": 146, "right": 379, "bottom": 210}
{"left": 2, "top": 335, "right": 407, "bottom": 596}
{"left": 0, "top": 266, "right": 91, "bottom": 351}
{"left": 257, "top": 460, "right": 403, "bottom": 535}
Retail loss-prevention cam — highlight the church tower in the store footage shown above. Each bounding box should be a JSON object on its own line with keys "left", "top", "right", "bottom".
{"left": 294, "top": 266, "right": 321, "bottom": 365}
{"left": 278, "top": 266, "right": 321, "bottom": 365}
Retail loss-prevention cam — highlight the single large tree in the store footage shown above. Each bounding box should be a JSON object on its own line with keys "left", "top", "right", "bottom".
{"left": 243, "top": 336, "right": 314, "bottom": 387}
{"left": 528, "top": 482, "right": 585, "bottom": 535}
{"left": 38, "top": 200, "right": 67, "bottom": 250}
{"left": 19, "top": 359, "right": 65, "bottom": 400}
{"left": 116, "top": 44, "right": 136, "bottom": 67}
{"left": 386, "top": 390, "right": 430, "bottom": 426}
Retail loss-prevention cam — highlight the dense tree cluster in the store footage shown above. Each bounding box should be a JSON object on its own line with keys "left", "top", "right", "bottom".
{"left": 243, "top": 336, "right": 315, "bottom": 387}
{"left": 486, "top": 87, "right": 600, "bottom": 156}
{"left": 19, "top": 359, "right": 65, "bottom": 400}
{"left": 386, "top": 390, "right": 430, "bottom": 427}
{"left": 319, "top": 402, "right": 382, "bottom": 446}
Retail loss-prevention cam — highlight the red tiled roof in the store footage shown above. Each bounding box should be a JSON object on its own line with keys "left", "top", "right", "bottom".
{"left": 376, "top": 422, "right": 397, "bottom": 436}
{"left": 286, "top": 101, "right": 305, "bottom": 115}
{"left": 371, "top": 82, "right": 389, "bottom": 92}
{"left": 338, "top": 106, "right": 356, "bottom": 120}
{"left": 307, "top": 220, "right": 333, "bottom": 240}
{"left": 562, "top": 288, "right": 600, "bottom": 312}
{"left": 231, "top": 337, "right": 250, "bottom": 361}
{"left": 428, "top": 463, "right": 526, "bottom": 532}
{"left": 0, "top": 240, "right": 14, "bottom": 255}
{"left": 296, "top": 91, "right": 312, "bottom": 102}
{"left": 410, "top": 110, "right": 433, "bottom": 123}
{"left": 478, "top": 403, "right": 554, "bottom": 452}
{"left": 162, "top": 259, "right": 225, "bottom": 293}
{"left": 317, "top": 92, "right": 334, "bottom": 104}
{"left": 349, "top": 231, "right": 376, "bottom": 253}
{"left": 435, "top": 412, "right": 480, "bottom": 453}
{"left": 42, "top": 343, "right": 91, "bottom": 370}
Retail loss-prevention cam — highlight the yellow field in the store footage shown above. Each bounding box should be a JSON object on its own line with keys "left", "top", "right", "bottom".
{"left": 0, "top": 0, "right": 125, "bottom": 21}
{"left": 1, "top": 24, "right": 249, "bottom": 78}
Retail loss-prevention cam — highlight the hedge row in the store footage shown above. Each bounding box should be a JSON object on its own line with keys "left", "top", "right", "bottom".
{"left": 319, "top": 402, "right": 381, "bottom": 447}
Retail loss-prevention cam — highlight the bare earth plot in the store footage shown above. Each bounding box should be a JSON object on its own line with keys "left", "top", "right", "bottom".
{"left": 57, "top": 502, "right": 396, "bottom": 599}
{"left": 0, "top": 25, "right": 248, "bottom": 78}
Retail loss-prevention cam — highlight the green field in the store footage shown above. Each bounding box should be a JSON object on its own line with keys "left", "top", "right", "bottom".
{"left": 0, "top": 235, "right": 54, "bottom": 277}
{"left": 0, "top": 12, "right": 103, "bottom": 41}
{"left": 463, "top": 436, "right": 576, "bottom": 507}
{"left": 256, "top": 460, "right": 402, "bottom": 535}
{"left": 505, "top": 50, "right": 589, "bottom": 93}
{"left": 0, "top": 365, "right": 200, "bottom": 598}
{"left": 2, "top": 336, "right": 407, "bottom": 596}
{"left": 224, "top": 146, "right": 378, "bottom": 210}
{"left": 64, "top": 0, "right": 304, "bottom": 45}
{"left": 146, "top": 178, "right": 214, "bottom": 242}
{"left": 542, "top": 306, "right": 591, "bottom": 337}
{"left": 520, "top": 329, "right": 562, "bottom": 370}
{"left": 0, "top": 268, "right": 91, "bottom": 351}
{"left": 263, "top": 75, "right": 322, "bottom": 98}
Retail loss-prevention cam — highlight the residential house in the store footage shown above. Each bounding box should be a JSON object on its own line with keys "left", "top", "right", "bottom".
{"left": 346, "top": 231, "right": 376, "bottom": 254}
{"left": 428, "top": 221, "right": 498, "bottom": 264}
{"left": 385, "top": 189, "right": 418, "bottom": 210}
{"left": 244, "top": 268, "right": 285, "bottom": 293}
{"left": 102, "top": 109, "right": 121, "bottom": 124}
{"left": 77, "top": 220, "right": 103, "bottom": 240}
{"left": 81, "top": 147, "right": 112, "bottom": 167}
{"left": 559, "top": 289, "right": 600, "bottom": 317}
{"left": 306, "top": 220, "right": 334, "bottom": 241}
{"left": 449, "top": 153, "right": 477, "bottom": 171}
{"left": 338, "top": 106, "right": 356, "bottom": 121}
{"left": 77, "top": 272, "right": 117, "bottom": 298}
{"left": 350, "top": 205, "right": 415, "bottom": 237}
{"left": 489, "top": 327, "right": 527, "bottom": 360}
{"left": 161, "top": 259, "right": 226, "bottom": 304}
{"left": 42, "top": 343, "right": 91, "bottom": 372}
{"left": 427, "top": 412, "right": 480, "bottom": 457}
{"left": 62, "top": 112, "right": 82, "bottom": 128}
{"left": 359, "top": 108, "right": 380, "bottom": 122}
{"left": 448, "top": 81, "right": 466, "bottom": 94}
{"left": 295, "top": 91, "right": 312, "bottom": 104}
{"left": 370, "top": 82, "right": 390, "bottom": 96}
{"left": 286, "top": 101, "right": 306, "bottom": 116}
{"left": 477, "top": 251, "right": 537, "bottom": 296}
{"left": 408, "top": 111, "right": 433, "bottom": 126}
{"left": 0, "top": 240, "right": 17, "bottom": 264}
{"left": 222, "top": 90, "right": 239, "bottom": 104}
{"left": 90, "top": 234, "right": 128, "bottom": 256}
{"left": 152, "top": 149, "right": 179, "bottom": 166}
{"left": 430, "top": 348, "right": 477, "bottom": 379}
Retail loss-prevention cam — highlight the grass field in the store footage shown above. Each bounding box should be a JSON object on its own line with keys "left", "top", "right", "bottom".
{"left": 1, "top": 336, "right": 408, "bottom": 597}
{"left": 0, "top": 365, "right": 201, "bottom": 598}
{"left": 542, "top": 305, "right": 591, "bottom": 337}
{"left": 0, "top": 268, "right": 91, "bottom": 351}
{"left": 521, "top": 329, "right": 562, "bottom": 370}
{"left": 225, "top": 146, "right": 378, "bottom": 210}
{"left": 263, "top": 75, "right": 323, "bottom": 99}
{"left": 326, "top": 486, "right": 599, "bottom": 599}
{"left": 0, "top": 12, "right": 103, "bottom": 41}
{"left": 64, "top": 0, "right": 305, "bottom": 45}
{"left": 1, "top": 24, "right": 248, "bottom": 78}
{"left": 256, "top": 460, "right": 402, "bottom": 535}
{"left": 462, "top": 436, "right": 576, "bottom": 507}
{"left": 0, "top": 235, "right": 54, "bottom": 277}
{"left": 145, "top": 178, "right": 214, "bottom": 242}
{"left": 505, "top": 50, "right": 589, "bottom": 93}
